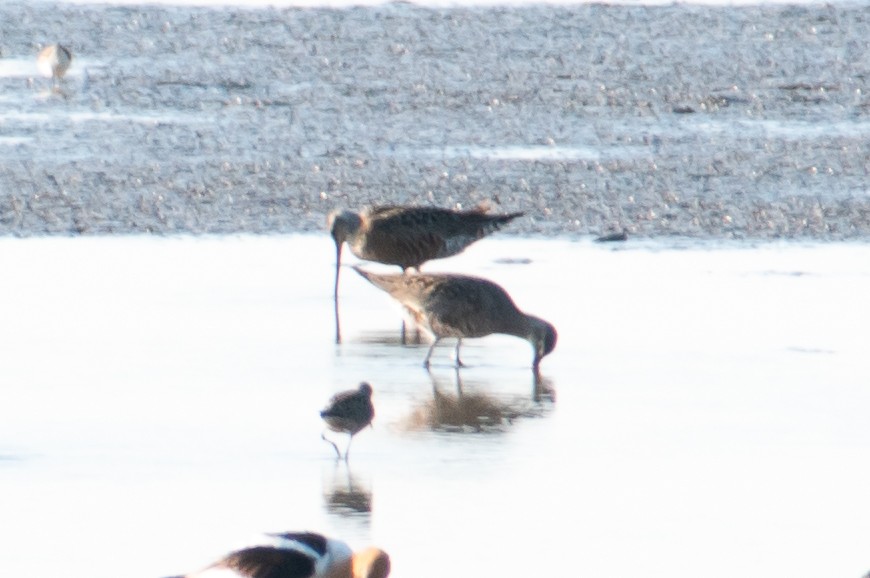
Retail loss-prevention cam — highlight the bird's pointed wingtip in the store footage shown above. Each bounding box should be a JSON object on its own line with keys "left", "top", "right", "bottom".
{"left": 351, "top": 264, "right": 371, "bottom": 278}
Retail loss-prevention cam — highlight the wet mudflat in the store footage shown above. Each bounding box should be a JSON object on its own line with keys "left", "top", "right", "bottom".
{"left": 0, "top": 235, "right": 868, "bottom": 578}
{"left": 1, "top": 1, "right": 869, "bottom": 239}
{"left": 1, "top": 0, "right": 869, "bottom": 575}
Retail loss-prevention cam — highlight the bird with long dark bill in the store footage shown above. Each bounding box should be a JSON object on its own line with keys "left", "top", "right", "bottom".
{"left": 353, "top": 266, "right": 557, "bottom": 369}
{"left": 327, "top": 204, "right": 523, "bottom": 343}
{"left": 164, "top": 531, "right": 390, "bottom": 578}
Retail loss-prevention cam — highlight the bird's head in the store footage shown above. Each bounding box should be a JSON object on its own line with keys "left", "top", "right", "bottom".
{"left": 528, "top": 316, "right": 558, "bottom": 369}
{"left": 352, "top": 547, "right": 391, "bottom": 578}
{"left": 327, "top": 209, "right": 362, "bottom": 248}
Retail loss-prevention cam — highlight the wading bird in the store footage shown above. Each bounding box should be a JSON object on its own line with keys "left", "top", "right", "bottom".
{"left": 328, "top": 204, "right": 523, "bottom": 343}
{"left": 320, "top": 382, "right": 375, "bottom": 460}
{"left": 37, "top": 43, "right": 72, "bottom": 88}
{"left": 165, "top": 531, "right": 390, "bottom": 578}
{"left": 353, "top": 267, "right": 557, "bottom": 369}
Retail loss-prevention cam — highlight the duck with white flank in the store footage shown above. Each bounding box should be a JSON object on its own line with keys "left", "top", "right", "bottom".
{"left": 353, "top": 266, "right": 557, "bottom": 369}
{"left": 166, "top": 531, "right": 390, "bottom": 578}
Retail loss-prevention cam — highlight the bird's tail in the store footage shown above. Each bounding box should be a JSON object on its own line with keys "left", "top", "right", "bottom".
{"left": 494, "top": 211, "right": 525, "bottom": 224}
{"left": 468, "top": 200, "right": 523, "bottom": 220}
{"left": 477, "top": 210, "right": 525, "bottom": 238}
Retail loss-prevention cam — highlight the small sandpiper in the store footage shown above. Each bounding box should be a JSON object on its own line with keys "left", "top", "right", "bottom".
{"left": 37, "top": 43, "right": 72, "bottom": 88}
{"left": 320, "top": 382, "right": 375, "bottom": 460}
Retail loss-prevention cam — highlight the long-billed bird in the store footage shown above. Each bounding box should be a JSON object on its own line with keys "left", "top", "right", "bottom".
{"left": 320, "top": 382, "right": 375, "bottom": 460}
{"left": 164, "top": 531, "right": 390, "bottom": 578}
{"left": 328, "top": 204, "right": 524, "bottom": 343}
{"left": 353, "top": 267, "right": 557, "bottom": 369}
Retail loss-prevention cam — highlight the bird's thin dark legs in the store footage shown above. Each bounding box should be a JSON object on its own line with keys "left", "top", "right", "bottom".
{"left": 322, "top": 432, "right": 341, "bottom": 459}
{"left": 423, "top": 338, "right": 441, "bottom": 368}
{"left": 343, "top": 435, "right": 353, "bottom": 461}
{"left": 453, "top": 338, "right": 466, "bottom": 367}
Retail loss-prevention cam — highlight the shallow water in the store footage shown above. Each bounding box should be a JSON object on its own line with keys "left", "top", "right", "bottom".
{"left": 0, "top": 235, "right": 868, "bottom": 577}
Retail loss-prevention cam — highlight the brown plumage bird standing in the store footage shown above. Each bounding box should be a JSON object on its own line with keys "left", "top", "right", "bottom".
{"left": 37, "top": 43, "right": 72, "bottom": 88}
{"left": 353, "top": 267, "right": 557, "bottom": 369}
{"left": 320, "top": 382, "right": 375, "bottom": 460}
{"left": 328, "top": 205, "right": 524, "bottom": 343}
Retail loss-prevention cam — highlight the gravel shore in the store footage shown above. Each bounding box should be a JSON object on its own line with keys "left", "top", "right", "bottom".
{"left": 1, "top": 1, "right": 869, "bottom": 239}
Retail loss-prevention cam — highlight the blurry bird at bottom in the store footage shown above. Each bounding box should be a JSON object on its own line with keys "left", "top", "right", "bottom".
{"left": 320, "top": 382, "right": 375, "bottom": 460}
{"left": 163, "top": 530, "right": 390, "bottom": 578}
{"left": 37, "top": 43, "right": 72, "bottom": 88}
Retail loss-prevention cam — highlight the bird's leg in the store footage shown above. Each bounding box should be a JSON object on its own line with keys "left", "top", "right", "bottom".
{"left": 322, "top": 432, "right": 342, "bottom": 459}
{"left": 452, "top": 366, "right": 464, "bottom": 396}
{"left": 423, "top": 338, "right": 441, "bottom": 368}
{"left": 453, "top": 338, "right": 466, "bottom": 367}
{"left": 343, "top": 435, "right": 353, "bottom": 461}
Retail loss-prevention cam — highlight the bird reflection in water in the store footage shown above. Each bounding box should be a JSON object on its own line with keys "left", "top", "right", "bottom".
{"left": 532, "top": 368, "right": 556, "bottom": 404}
{"left": 351, "top": 330, "right": 419, "bottom": 348}
{"left": 402, "top": 369, "right": 555, "bottom": 433}
{"left": 323, "top": 461, "right": 373, "bottom": 526}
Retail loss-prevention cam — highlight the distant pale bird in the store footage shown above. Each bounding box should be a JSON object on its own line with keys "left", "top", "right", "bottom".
{"left": 353, "top": 267, "right": 557, "bottom": 369}
{"left": 165, "top": 531, "right": 390, "bottom": 578}
{"left": 37, "top": 43, "right": 72, "bottom": 86}
{"left": 328, "top": 204, "right": 524, "bottom": 343}
{"left": 320, "top": 382, "right": 375, "bottom": 460}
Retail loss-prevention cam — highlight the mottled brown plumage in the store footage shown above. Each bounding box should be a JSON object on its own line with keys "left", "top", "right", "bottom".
{"left": 320, "top": 382, "right": 375, "bottom": 459}
{"left": 329, "top": 205, "right": 524, "bottom": 271}
{"left": 328, "top": 205, "right": 523, "bottom": 343}
{"left": 353, "top": 267, "right": 557, "bottom": 369}
{"left": 37, "top": 44, "right": 72, "bottom": 87}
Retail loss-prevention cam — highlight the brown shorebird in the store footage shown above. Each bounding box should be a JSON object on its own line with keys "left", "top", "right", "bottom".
{"left": 37, "top": 44, "right": 72, "bottom": 88}
{"left": 353, "top": 267, "right": 557, "bottom": 369}
{"left": 328, "top": 205, "right": 524, "bottom": 343}
{"left": 320, "top": 382, "right": 375, "bottom": 460}
{"left": 165, "top": 531, "right": 390, "bottom": 578}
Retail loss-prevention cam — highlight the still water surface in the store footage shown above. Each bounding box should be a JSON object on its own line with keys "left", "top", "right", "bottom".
{"left": 0, "top": 235, "right": 868, "bottom": 578}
